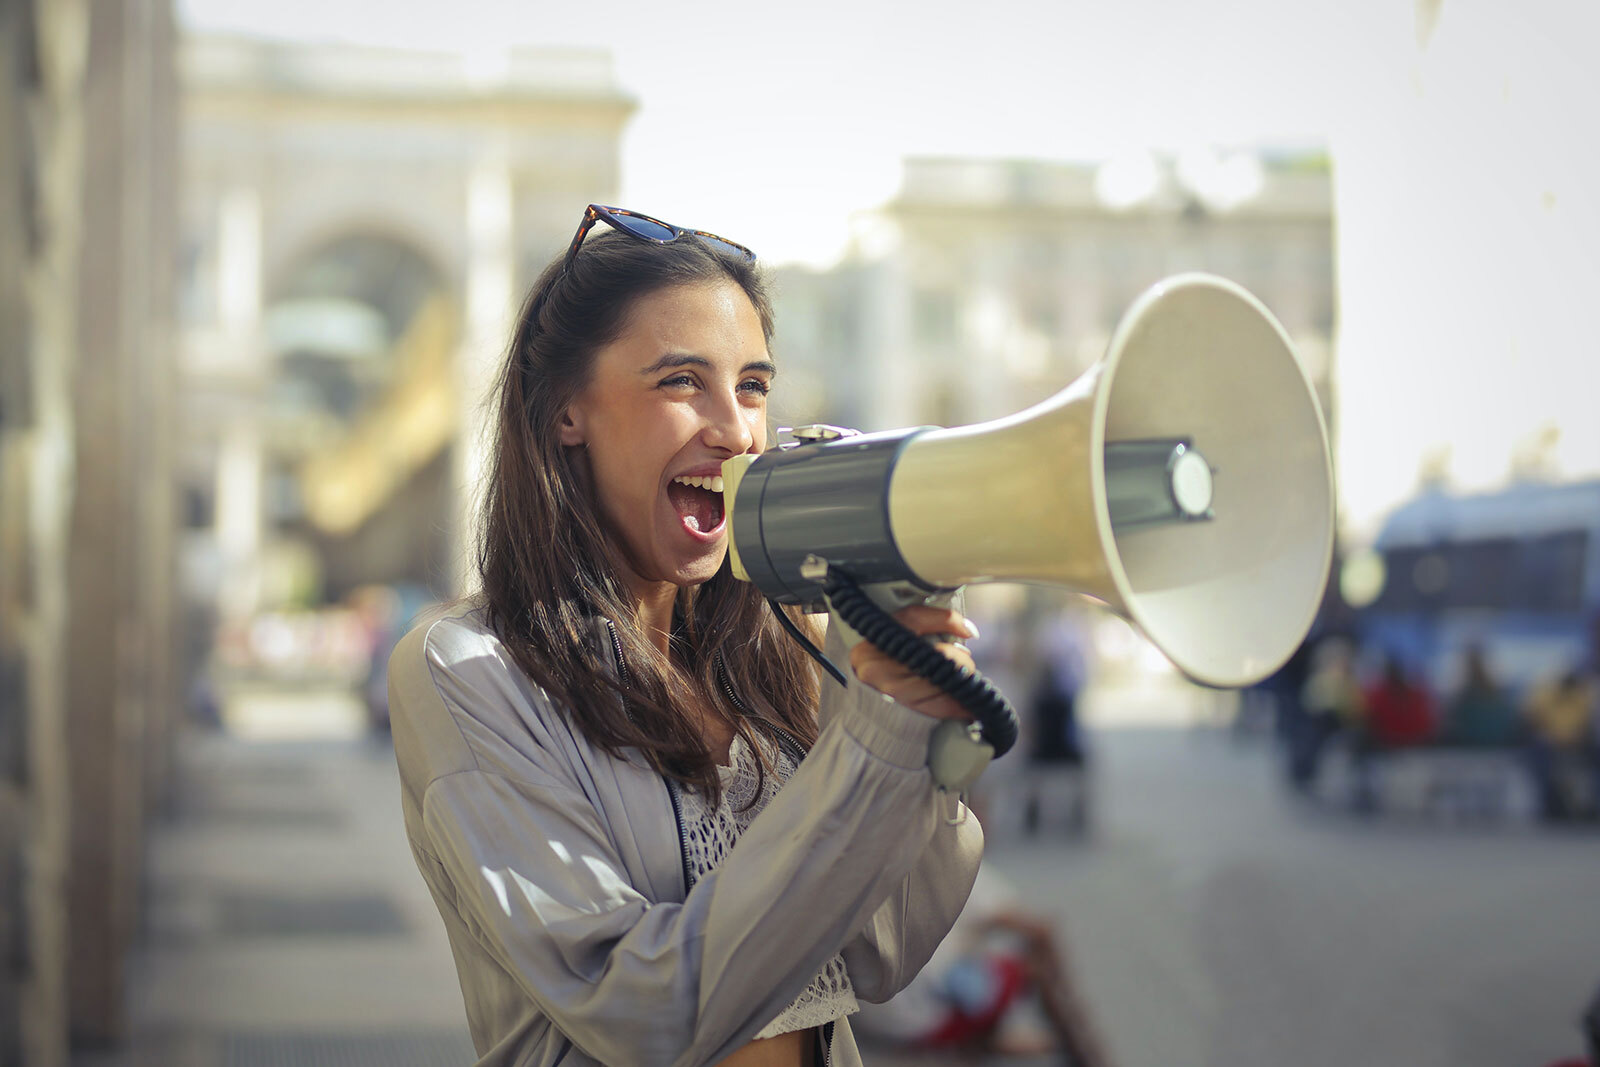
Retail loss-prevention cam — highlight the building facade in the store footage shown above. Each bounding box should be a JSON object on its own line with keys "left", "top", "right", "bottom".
{"left": 773, "top": 153, "right": 1335, "bottom": 437}
{"left": 176, "top": 34, "right": 635, "bottom": 636}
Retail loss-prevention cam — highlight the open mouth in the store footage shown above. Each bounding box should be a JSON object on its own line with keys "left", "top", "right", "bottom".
{"left": 667, "top": 478, "right": 725, "bottom": 535}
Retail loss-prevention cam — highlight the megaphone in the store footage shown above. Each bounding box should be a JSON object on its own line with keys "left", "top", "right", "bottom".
{"left": 721, "top": 272, "right": 1335, "bottom": 691}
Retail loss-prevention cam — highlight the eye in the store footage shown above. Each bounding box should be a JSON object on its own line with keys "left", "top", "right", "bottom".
{"left": 739, "top": 378, "right": 771, "bottom": 397}
{"left": 659, "top": 374, "right": 697, "bottom": 390}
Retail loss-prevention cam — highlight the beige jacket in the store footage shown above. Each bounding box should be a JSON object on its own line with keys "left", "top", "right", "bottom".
{"left": 389, "top": 603, "right": 983, "bottom": 1066}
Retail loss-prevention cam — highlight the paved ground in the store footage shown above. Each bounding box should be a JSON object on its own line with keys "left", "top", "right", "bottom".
{"left": 979, "top": 726, "right": 1600, "bottom": 1067}
{"left": 82, "top": 683, "right": 1600, "bottom": 1067}
{"left": 83, "top": 729, "right": 475, "bottom": 1067}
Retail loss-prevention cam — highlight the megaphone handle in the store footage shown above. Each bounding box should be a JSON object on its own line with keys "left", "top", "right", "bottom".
{"left": 820, "top": 567, "right": 1020, "bottom": 761}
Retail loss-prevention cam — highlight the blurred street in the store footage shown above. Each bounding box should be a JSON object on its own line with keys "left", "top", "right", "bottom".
{"left": 82, "top": 714, "right": 475, "bottom": 1067}
{"left": 86, "top": 684, "right": 1600, "bottom": 1067}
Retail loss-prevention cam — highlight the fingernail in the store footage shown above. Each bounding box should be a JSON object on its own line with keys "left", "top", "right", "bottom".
{"left": 961, "top": 618, "right": 981, "bottom": 640}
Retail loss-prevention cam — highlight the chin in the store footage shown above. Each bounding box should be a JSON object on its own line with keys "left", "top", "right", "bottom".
{"left": 673, "top": 547, "right": 728, "bottom": 588}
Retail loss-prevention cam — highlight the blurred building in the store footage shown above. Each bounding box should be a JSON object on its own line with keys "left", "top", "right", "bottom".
{"left": 2, "top": 1, "right": 180, "bottom": 1063}
{"left": 175, "top": 33, "right": 635, "bottom": 634}
{"left": 773, "top": 152, "right": 1334, "bottom": 435}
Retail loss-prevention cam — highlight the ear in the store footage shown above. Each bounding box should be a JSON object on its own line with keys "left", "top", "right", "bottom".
{"left": 558, "top": 404, "right": 585, "bottom": 448}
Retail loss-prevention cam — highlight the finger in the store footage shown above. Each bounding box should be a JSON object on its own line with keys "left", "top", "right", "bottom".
{"left": 851, "top": 662, "right": 952, "bottom": 707}
{"left": 850, "top": 646, "right": 979, "bottom": 720}
{"left": 870, "top": 674, "right": 971, "bottom": 720}
{"left": 865, "top": 677, "right": 955, "bottom": 714}
{"left": 889, "top": 604, "right": 981, "bottom": 640}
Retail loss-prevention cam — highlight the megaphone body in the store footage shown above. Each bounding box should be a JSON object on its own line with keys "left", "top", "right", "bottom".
{"left": 723, "top": 273, "right": 1335, "bottom": 690}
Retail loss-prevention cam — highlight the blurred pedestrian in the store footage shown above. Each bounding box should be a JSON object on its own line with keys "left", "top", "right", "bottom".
{"left": 1360, "top": 654, "right": 1438, "bottom": 747}
{"left": 348, "top": 584, "right": 403, "bottom": 731}
{"left": 1289, "top": 636, "right": 1364, "bottom": 791}
{"left": 1351, "top": 654, "right": 1437, "bottom": 811}
{"left": 1585, "top": 977, "right": 1600, "bottom": 1066}
{"left": 1258, "top": 634, "right": 1315, "bottom": 741}
{"left": 1442, "top": 644, "right": 1519, "bottom": 747}
{"left": 1022, "top": 614, "right": 1091, "bottom": 834}
{"left": 1523, "top": 668, "right": 1599, "bottom": 820}
{"left": 854, "top": 865, "right": 1116, "bottom": 1067}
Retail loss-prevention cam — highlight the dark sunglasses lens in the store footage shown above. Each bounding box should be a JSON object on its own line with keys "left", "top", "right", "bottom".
{"left": 698, "top": 235, "right": 755, "bottom": 262}
{"left": 613, "top": 215, "right": 676, "bottom": 242}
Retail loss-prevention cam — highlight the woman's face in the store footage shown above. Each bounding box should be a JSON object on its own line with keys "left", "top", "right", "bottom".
{"left": 561, "top": 279, "right": 772, "bottom": 594}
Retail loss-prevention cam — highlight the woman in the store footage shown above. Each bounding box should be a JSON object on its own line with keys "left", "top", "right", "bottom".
{"left": 388, "top": 205, "right": 985, "bottom": 1067}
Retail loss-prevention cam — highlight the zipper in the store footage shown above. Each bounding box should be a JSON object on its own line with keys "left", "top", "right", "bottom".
{"left": 605, "top": 618, "right": 695, "bottom": 896}
{"left": 664, "top": 777, "right": 693, "bottom": 894}
{"left": 821, "top": 1020, "right": 834, "bottom": 1067}
{"left": 716, "top": 653, "right": 809, "bottom": 767}
{"left": 604, "top": 617, "right": 633, "bottom": 695}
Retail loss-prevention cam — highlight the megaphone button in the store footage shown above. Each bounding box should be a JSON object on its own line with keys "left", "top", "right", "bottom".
{"left": 1170, "top": 448, "right": 1214, "bottom": 517}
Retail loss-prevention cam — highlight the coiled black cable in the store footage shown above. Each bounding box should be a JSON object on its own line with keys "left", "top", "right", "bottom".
{"left": 820, "top": 566, "right": 1019, "bottom": 758}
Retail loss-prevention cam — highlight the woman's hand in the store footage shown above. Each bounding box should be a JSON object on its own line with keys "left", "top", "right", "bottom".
{"left": 848, "top": 604, "right": 980, "bottom": 722}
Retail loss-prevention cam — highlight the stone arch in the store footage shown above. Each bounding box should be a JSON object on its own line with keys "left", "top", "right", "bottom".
{"left": 261, "top": 230, "right": 461, "bottom": 604}
{"left": 265, "top": 207, "right": 459, "bottom": 308}
{"left": 267, "top": 228, "right": 446, "bottom": 343}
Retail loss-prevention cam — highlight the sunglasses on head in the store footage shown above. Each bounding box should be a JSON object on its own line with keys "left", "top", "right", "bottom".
{"left": 563, "top": 204, "right": 756, "bottom": 274}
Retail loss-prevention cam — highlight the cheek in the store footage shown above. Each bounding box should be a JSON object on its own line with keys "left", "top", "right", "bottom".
{"left": 595, "top": 416, "right": 686, "bottom": 500}
{"left": 598, "top": 449, "right": 656, "bottom": 513}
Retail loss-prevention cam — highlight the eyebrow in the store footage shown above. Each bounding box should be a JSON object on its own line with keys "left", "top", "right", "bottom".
{"left": 640, "top": 353, "right": 778, "bottom": 377}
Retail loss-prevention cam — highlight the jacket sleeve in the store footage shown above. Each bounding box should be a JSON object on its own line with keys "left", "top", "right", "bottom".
{"left": 401, "top": 621, "right": 980, "bottom": 1067}
{"left": 818, "top": 611, "right": 985, "bottom": 1003}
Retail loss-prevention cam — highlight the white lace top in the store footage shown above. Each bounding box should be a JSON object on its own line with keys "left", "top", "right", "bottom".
{"left": 677, "top": 730, "right": 859, "bottom": 1040}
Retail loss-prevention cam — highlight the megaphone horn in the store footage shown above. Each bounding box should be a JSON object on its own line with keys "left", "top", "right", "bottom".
{"left": 723, "top": 272, "right": 1335, "bottom": 691}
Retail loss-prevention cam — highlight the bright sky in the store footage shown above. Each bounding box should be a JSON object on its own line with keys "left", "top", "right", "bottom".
{"left": 178, "top": 0, "right": 1349, "bottom": 267}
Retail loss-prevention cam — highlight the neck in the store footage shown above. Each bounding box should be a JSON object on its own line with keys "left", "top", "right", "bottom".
{"left": 631, "top": 580, "right": 679, "bottom": 658}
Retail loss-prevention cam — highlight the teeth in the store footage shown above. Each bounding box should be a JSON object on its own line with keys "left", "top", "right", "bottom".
{"left": 672, "top": 474, "right": 726, "bottom": 492}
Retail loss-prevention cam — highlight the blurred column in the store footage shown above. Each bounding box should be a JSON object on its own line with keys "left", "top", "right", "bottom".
{"left": 2, "top": 0, "right": 90, "bottom": 1061}
{"left": 964, "top": 232, "right": 1019, "bottom": 423}
{"left": 217, "top": 186, "right": 262, "bottom": 337}
{"left": 63, "top": 0, "right": 179, "bottom": 1047}
{"left": 1, "top": 0, "right": 177, "bottom": 1060}
{"left": 212, "top": 185, "right": 264, "bottom": 623}
{"left": 215, "top": 421, "right": 263, "bottom": 622}
{"left": 859, "top": 248, "right": 915, "bottom": 431}
{"left": 453, "top": 144, "right": 514, "bottom": 595}
{"left": 136, "top": 0, "right": 182, "bottom": 839}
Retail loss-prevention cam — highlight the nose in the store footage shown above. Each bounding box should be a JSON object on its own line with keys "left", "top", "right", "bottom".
{"left": 701, "top": 385, "right": 756, "bottom": 455}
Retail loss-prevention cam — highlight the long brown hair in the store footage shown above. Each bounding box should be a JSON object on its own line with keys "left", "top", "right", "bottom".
{"left": 476, "top": 228, "right": 821, "bottom": 803}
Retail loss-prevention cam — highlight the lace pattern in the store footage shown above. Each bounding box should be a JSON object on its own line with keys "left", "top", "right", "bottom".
{"left": 677, "top": 731, "right": 859, "bottom": 1040}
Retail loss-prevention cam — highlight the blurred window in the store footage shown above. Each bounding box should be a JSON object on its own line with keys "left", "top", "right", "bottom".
{"left": 183, "top": 484, "right": 214, "bottom": 529}
{"left": 912, "top": 287, "right": 957, "bottom": 349}
{"left": 1017, "top": 284, "right": 1060, "bottom": 339}
{"left": 1449, "top": 538, "right": 1516, "bottom": 609}
{"left": 266, "top": 464, "right": 304, "bottom": 525}
{"left": 1018, "top": 236, "right": 1059, "bottom": 273}
{"left": 1376, "top": 531, "right": 1588, "bottom": 614}
{"left": 1518, "top": 530, "right": 1587, "bottom": 612}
